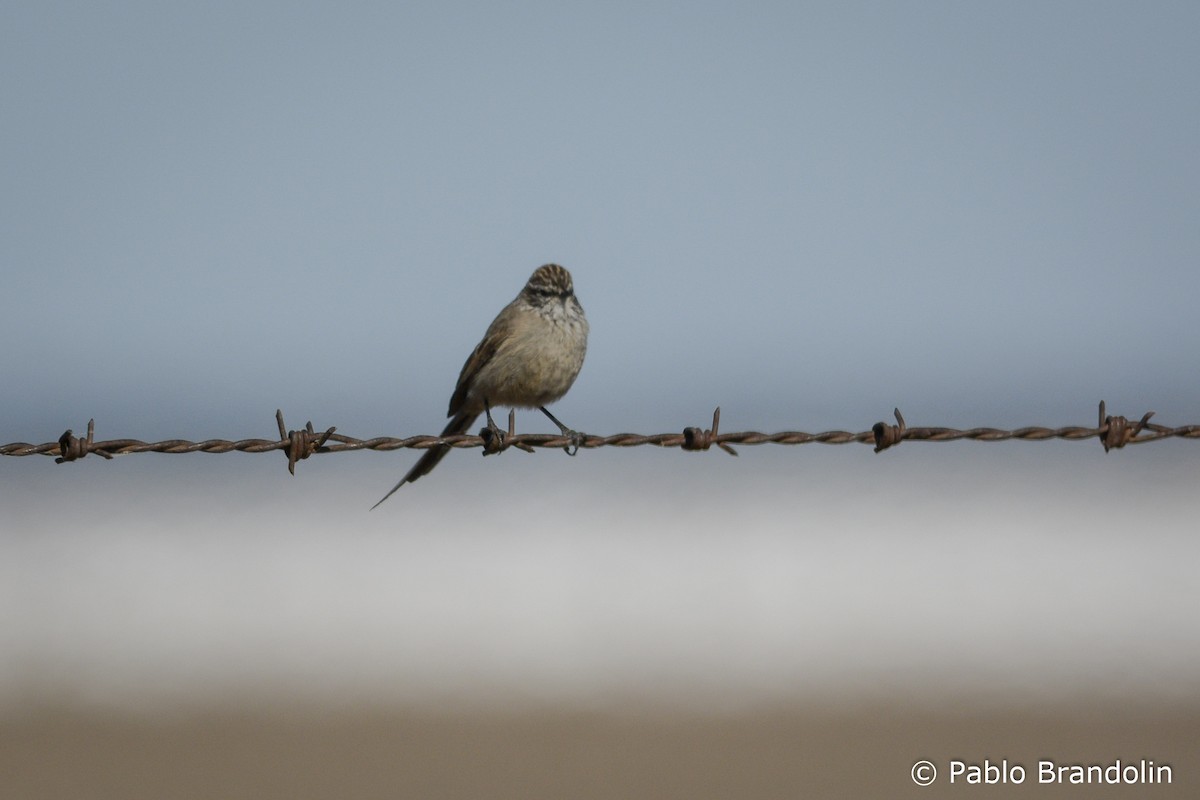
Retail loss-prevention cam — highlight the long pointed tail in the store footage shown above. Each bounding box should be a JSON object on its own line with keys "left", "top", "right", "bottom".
{"left": 370, "top": 411, "right": 479, "bottom": 510}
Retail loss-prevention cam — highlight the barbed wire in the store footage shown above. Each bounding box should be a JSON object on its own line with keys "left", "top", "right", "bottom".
{"left": 3, "top": 403, "right": 1197, "bottom": 475}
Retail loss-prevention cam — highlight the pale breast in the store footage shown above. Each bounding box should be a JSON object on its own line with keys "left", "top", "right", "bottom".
{"left": 465, "top": 305, "right": 588, "bottom": 410}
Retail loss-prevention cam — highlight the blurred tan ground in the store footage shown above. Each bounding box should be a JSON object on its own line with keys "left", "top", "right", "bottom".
{"left": 4, "top": 702, "right": 1193, "bottom": 799}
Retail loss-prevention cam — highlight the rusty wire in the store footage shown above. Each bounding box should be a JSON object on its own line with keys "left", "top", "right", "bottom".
{"left": 2, "top": 403, "right": 1197, "bottom": 475}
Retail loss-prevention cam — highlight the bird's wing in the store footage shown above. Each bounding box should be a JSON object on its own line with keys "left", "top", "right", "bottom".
{"left": 447, "top": 310, "right": 514, "bottom": 416}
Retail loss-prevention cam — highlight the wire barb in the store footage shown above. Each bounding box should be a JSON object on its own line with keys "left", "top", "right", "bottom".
{"left": 872, "top": 408, "right": 907, "bottom": 452}
{"left": 1097, "top": 400, "right": 1155, "bottom": 453}
{"left": 55, "top": 418, "right": 113, "bottom": 463}
{"left": 682, "top": 407, "right": 738, "bottom": 456}
{"left": 276, "top": 409, "right": 336, "bottom": 475}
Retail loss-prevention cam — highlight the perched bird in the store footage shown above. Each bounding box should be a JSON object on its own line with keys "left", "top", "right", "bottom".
{"left": 372, "top": 264, "right": 588, "bottom": 509}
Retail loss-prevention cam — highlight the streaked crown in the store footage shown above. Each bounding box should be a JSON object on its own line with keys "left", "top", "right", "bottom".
{"left": 524, "top": 263, "right": 574, "bottom": 298}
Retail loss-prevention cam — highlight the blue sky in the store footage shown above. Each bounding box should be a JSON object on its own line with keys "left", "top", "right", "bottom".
{"left": 2, "top": 2, "right": 1198, "bottom": 710}
{"left": 4, "top": 2, "right": 1197, "bottom": 438}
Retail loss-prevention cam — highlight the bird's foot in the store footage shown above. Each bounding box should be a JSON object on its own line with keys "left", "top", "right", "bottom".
{"left": 538, "top": 406, "right": 583, "bottom": 455}
{"left": 481, "top": 408, "right": 535, "bottom": 455}
{"left": 480, "top": 406, "right": 506, "bottom": 456}
{"left": 559, "top": 427, "right": 585, "bottom": 456}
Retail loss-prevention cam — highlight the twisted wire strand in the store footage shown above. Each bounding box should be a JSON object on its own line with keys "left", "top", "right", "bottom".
{"left": 3, "top": 404, "right": 1197, "bottom": 473}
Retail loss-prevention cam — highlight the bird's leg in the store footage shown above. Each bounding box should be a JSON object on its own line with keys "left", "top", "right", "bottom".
{"left": 480, "top": 400, "right": 506, "bottom": 455}
{"left": 539, "top": 406, "right": 584, "bottom": 456}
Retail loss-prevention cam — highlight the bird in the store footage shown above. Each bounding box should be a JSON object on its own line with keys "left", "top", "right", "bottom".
{"left": 371, "top": 263, "right": 588, "bottom": 509}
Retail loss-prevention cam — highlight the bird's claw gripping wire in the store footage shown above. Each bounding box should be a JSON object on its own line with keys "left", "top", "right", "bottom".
{"left": 480, "top": 406, "right": 535, "bottom": 456}
{"left": 539, "top": 405, "right": 585, "bottom": 455}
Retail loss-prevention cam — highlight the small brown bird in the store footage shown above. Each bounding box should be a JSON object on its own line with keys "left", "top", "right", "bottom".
{"left": 372, "top": 264, "right": 588, "bottom": 509}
